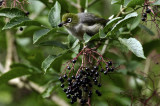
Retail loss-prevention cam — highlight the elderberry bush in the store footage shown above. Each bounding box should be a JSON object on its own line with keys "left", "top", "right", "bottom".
{"left": 59, "top": 47, "right": 116, "bottom": 105}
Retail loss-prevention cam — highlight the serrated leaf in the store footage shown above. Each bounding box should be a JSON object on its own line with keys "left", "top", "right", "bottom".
{"left": 0, "top": 67, "right": 32, "bottom": 84}
{"left": 152, "top": 0, "right": 160, "bottom": 5}
{"left": 42, "top": 54, "right": 62, "bottom": 73}
{"left": 2, "top": 17, "right": 41, "bottom": 30}
{"left": 39, "top": 40, "right": 68, "bottom": 49}
{"left": 119, "top": 37, "right": 146, "bottom": 59}
{"left": 33, "top": 29, "right": 50, "bottom": 44}
{"left": 0, "top": 8, "right": 26, "bottom": 18}
{"left": 111, "top": 12, "right": 138, "bottom": 32}
{"left": 124, "top": 0, "right": 144, "bottom": 7}
{"left": 48, "top": 1, "right": 61, "bottom": 28}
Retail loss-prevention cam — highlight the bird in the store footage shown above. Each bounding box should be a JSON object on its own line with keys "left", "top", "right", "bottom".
{"left": 58, "top": 13, "right": 109, "bottom": 40}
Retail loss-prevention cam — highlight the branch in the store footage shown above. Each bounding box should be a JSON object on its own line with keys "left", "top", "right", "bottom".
{"left": 101, "top": 40, "right": 109, "bottom": 55}
{"left": 4, "top": 19, "right": 14, "bottom": 73}
{"left": 0, "top": 62, "right": 4, "bottom": 72}
{"left": 9, "top": 78, "right": 70, "bottom": 106}
{"left": 77, "top": 0, "right": 82, "bottom": 12}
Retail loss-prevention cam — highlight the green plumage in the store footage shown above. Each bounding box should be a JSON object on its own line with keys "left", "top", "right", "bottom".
{"left": 59, "top": 13, "right": 109, "bottom": 40}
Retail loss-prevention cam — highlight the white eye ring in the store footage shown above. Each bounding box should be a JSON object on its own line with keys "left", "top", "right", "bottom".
{"left": 67, "top": 18, "right": 72, "bottom": 23}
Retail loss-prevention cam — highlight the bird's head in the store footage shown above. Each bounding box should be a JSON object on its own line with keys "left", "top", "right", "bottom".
{"left": 58, "top": 13, "right": 79, "bottom": 28}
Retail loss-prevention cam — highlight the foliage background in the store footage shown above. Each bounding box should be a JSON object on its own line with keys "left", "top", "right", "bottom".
{"left": 0, "top": 0, "right": 160, "bottom": 106}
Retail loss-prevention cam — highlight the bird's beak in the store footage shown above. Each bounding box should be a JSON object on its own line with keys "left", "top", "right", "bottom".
{"left": 58, "top": 22, "right": 65, "bottom": 27}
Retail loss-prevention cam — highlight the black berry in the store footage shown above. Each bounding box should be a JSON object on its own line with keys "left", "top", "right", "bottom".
{"left": 146, "top": 8, "right": 151, "bottom": 13}
{"left": 72, "top": 59, "right": 76, "bottom": 63}
{"left": 142, "top": 13, "right": 147, "bottom": 17}
{"left": 19, "top": 27, "right": 23, "bottom": 31}
{"left": 67, "top": 66, "right": 71, "bottom": 70}
{"left": 141, "top": 17, "right": 146, "bottom": 21}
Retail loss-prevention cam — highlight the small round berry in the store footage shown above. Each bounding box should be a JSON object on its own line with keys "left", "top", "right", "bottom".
{"left": 142, "top": 13, "right": 147, "bottom": 17}
{"left": 67, "top": 94, "right": 71, "bottom": 99}
{"left": 72, "top": 59, "right": 76, "bottom": 63}
{"left": 107, "top": 61, "right": 112, "bottom": 66}
{"left": 98, "top": 83, "right": 102, "bottom": 87}
{"left": 70, "top": 100, "right": 74, "bottom": 104}
{"left": 63, "top": 88, "right": 67, "bottom": 92}
{"left": 146, "top": 8, "right": 151, "bottom": 13}
{"left": 93, "top": 66, "right": 98, "bottom": 70}
{"left": 91, "top": 69, "right": 95, "bottom": 73}
{"left": 67, "top": 78, "right": 72, "bottom": 82}
{"left": 61, "top": 84, "right": 64, "bottom": 88}
{"left": 141, "top": 17, "right": 146, "bottom": 21}
{"left": 67, "top": 66, "right": 71, "bottom": 70}
{"left": 100, "top": 69, "right": 104, "bottom": 72}
{"left": 71, "top": 75, "right": 75, "bottom": 79}
{"left": 95, "top": 72, "right": 99, "bottom": 77}
{"left": 19, "top": 27, "right": 23, "bottom": 31}
{"left": 25, "top": 11, "right": 30, "bottom": 16}
{"left": 63, "top": 74, "right": 67, "bottom": 79}
{"left": 104, "top": 70, "right": 108, "bottom": 75}
{"left": 85, "top": 67, "right": 89, "bottom": 71}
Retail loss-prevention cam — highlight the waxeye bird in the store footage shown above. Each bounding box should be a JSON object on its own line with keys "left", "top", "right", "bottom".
{"left": 58, "top": 13, "right": 109, "bottom": 40}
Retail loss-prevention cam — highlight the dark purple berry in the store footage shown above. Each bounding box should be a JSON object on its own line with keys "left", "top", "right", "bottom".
{"left": 72, "top": 75, "right": 75, "bottom": 79}
{"left": 25, "top": 11, "right": 30, "bottom": 16}
{"left": 142, "top": 13, "right": 147, "bottom": 17}
{"left": 85, "top": 67, "right": 89, "bottom": 71}
{"left": 61, "top": 84, "right": 64, "bottom": 88}
{"left": 63, "top": 74, "right": 67, "bottom": 79}
{"left": 67, "top": 94, "right": 71, "bottom": 99}
{"left": 72, "top": 59, "right": 76, "bottom": 63}
{"left": 67, "top": 66, "right": 71, "bottom": 70}
{"left": 19, "top": 27, "right": 23, "bottom": 31}
{"left": 107, "top": 61, "right": 112, "bottom": 66}
{"left": 95, "top": 72, "right": 99, "bottom": 77}
{"left": 104, "top": 70, "right": 108, "bottom": 75}
{"left": 146, "top": 8, "right": 151, "bottom": 13}
{"left": 100, "top": 69, "right": 104, "bottom": 72}
{"left": 141, "top": 17, "right": 146, "bottom": 21}
{"left": 98, "top": 83, "right": 102, "bottom": 87}
{"left": 93, "top": 66, "right": 98, "bottom": 70}
{"left": 67, "top": 78, "right": 72, "bottom": 82}
{"left": 63, "top": 88, "right": 67, "bottom": 92}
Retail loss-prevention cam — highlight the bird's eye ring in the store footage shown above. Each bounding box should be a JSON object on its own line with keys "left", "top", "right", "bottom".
{"left": 67, "top": 18, "right": 72, "bottom": 23}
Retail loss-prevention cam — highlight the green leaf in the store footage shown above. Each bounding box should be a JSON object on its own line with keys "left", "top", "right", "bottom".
{"left": 99, "top": 29, "right": 106, "bottom": 38}
{"left": 0, "top": 67, "right": 32, "bottom": 84}
{"left": 111, "top": 0, "right": 123, "bottom": 5}
{"left": 33, "top": 29, "right": 50, "bottom": 44}
{"left": 39, "top": 40, "right": 68, "bottom": 49}
{"left": 124, "top": 0, "right": 144, "bottom": 7}
{"left": 139, "top": 24, "right": 155, "bottom": 36}
{"left": 111, "top": 12, "right": 138, "bottom": 33}
{"left": 48, "top": 1, "right": 61, "bottom": 28}
{"left": 152, "top": 0, "right": 160, "bottom": 6}
{"left": 83, "top": 33, "right": 91, "bottom": 43}
{"left": 0, "top": 8, "right": 26, "bottom": 18}
{"left": 68, "top": 35, "right": 77, "bottom": 48}
{"left": 127, "top": 15, "right": 141, "bottom": 30}
{"left": 42, "top": 54, "right": 62, "bottom": 73}
{"left": 42, "top": 82, "right": 60, "bottom": 98}
{"left": 118, "top": 37, "right": 146, "bottom": 59}
{"left": 2, "top": 17, "right": 41, "bottom": 30}
{"left": 104, "top": 17, "right": 122, "bottom": 31}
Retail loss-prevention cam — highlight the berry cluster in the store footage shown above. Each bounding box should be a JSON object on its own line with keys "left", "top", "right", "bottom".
{"left": 142, "top": 7, "right": 151, "bottom": 21}
{"left": 59, "top": 47, "right": 116, "bottom": 105}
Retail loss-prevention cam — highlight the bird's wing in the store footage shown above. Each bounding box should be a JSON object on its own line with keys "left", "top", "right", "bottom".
{"left": 77, "top": 13, "right": 108, "bottom": 26}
